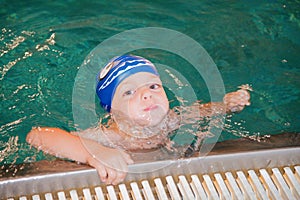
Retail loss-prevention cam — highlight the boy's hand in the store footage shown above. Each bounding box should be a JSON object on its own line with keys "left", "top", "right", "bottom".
{"left": 223, "top": 89, "right": 250, "bottom": 113}
{"left": 26, "top": 127, "right": 134, "bottom": 185}
{"left": 86, "top": 144, "right": 134, "bottom": 185}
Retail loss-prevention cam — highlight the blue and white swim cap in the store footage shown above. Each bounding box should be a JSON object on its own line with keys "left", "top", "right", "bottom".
{"left": 96, "top": 55, "right": 159, "bottom": 112}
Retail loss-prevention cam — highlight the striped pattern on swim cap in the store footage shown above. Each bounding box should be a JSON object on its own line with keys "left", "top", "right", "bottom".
{"left": 96, "top": 55, "right": 159, "bottom": 112}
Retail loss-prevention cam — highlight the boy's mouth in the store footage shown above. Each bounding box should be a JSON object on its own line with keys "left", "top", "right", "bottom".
{"left": 143, "top": 104, "right": 158, "bottom": 112}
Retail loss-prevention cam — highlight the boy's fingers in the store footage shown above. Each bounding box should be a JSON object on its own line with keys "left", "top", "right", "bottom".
{"left": 106, "top": 168, "right": 117, "bottom": 185}
{"left": 96, "top": 165, "right": 108, "bottom": 183}
{"left": 88, "top": 157, "right": 109, "bottom": 183}
{"left": 97, "top": 164, "right": 126, "bottom": 185}
{"left": 126, "top": 157, "right": 134, "bottom": 165}
{"left": 121, "top": 151, "right": 134, "bottom": 164}
{"left": 238, "top": 105, "right": 245, "bottom": 111}
{"left": 112, "top": 171, "right": 127, "bottom": 185}
{"left": 238, "top": 89, "right": 250, "bottom": 101}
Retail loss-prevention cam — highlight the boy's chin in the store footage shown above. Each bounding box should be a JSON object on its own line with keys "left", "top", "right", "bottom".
{"left": 135, "top": 110, "right": 168, "bottom": 127}
{"left": 135, "top": 118, "right": 161, "bottom": 127}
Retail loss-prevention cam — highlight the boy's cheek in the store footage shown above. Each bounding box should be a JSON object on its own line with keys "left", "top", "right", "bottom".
{"left": 113, "top": 97, "right": 132, "bottom": 113}
{"left": 128, "top": 106, "right": 142, "bottom": 120}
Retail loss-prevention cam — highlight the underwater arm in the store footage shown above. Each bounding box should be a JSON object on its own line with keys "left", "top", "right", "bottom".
{"left": 199, "top": 89, "right": 251, "bottom": 116}
{"left": 26, "top": 127, "right": 133, "bottom": 185}
{"left": 184, "top": 89, "right": 251, "bottom": 157}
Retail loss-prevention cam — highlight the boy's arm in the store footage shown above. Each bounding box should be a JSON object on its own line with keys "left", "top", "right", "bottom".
{"left": 183, "top": 89, "right": 250, "bottom": 157}
{"left": 27, "top": 127, "right": 89, "bottom": 163}
{"left": 197, "top": 102, "right": 226, "bottom": 117}
{"left": 26, "top": 127, "right": 133, "bottom": 185}
{"left": 199, "top": 89, "right": 250, "bottom": 116}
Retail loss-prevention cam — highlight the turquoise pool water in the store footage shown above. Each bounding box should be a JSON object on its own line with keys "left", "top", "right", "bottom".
{"left": 1, "top": 0, "right": 299, "bottom": 165}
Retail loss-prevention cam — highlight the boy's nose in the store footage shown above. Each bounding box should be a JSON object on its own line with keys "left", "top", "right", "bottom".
{"left": 141, "top": 89, "right": 152, "bottom": 100}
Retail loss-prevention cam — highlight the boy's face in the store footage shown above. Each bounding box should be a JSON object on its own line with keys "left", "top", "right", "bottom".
{"left": 111, "top": 72, "right": 169, "bottom": 127}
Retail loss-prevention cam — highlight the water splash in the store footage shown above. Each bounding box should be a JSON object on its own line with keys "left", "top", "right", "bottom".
{"left": 93, "top": 100, "right": 225, "bottom": 158}
{"left": 0, "top": 28, "right": 61, "bottom": 81}
{"left": 0, "top": 136, "right": 19, "bottom": 164}
{"left": 223, "top": 115, "right": 270, "bottom": 142}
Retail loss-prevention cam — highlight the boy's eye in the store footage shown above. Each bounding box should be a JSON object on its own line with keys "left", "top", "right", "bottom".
{"left": 150, "top": 84, "right": 160, "bottom": 89}
{"left": 123, "top": 90, "right": 135, "bottom": 96}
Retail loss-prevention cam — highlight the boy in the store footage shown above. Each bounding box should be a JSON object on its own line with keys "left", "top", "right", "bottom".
{"left": 27, "top": 55, "right": 250, "bottom": 185}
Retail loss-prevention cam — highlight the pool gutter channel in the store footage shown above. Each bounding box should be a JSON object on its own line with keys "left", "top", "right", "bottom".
{"left": 1, "top": 133, "right": 300, "bottom": 198}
